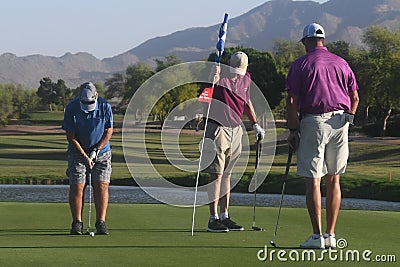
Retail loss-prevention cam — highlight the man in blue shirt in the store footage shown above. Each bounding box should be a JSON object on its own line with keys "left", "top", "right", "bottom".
{"left": 62, "top": 82, "right": 113, "bottom": 235}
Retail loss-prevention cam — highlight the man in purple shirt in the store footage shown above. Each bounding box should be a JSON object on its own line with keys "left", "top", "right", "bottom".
{"left": 202, "top": 51, "right": 265, "bottom": 233}
{"left": 286, "top": 23, "right": 359, "bottom": 248}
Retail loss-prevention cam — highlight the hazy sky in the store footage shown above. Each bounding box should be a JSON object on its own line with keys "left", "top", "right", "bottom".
{"left": 0, "top": 0, "right": 328, "bottom": 59}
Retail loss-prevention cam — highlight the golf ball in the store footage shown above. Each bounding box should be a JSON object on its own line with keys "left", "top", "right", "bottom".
{"left": 90, "top": 232, "right": 95, "bottom": 237}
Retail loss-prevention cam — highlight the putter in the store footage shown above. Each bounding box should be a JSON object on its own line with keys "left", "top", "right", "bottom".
{"left": 252, "top": 134, "right": 263, "bottom": 231}
{"left": 270, "top": 148, "right": 293, "bottom": 247}
{"left": 86, "top": 169, "right": 94, "bottom": 236}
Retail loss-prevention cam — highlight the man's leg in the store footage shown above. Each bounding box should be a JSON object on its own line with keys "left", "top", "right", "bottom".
{"left": 208, "top": 173, "right": 222, "bottom": 218}
{"left": 300, "top": 177, "right": 325, "bottom": 248}
{"left": 93, "top": 181, "right": 109, "bottom": 222}
{"left": 218, "top": 172, "right": 244, "bottom": 231}
{"left": 69, "top": 183, "right": 85, "bottom": 235}
{"left": 90, "top": 151, "right": 112, "bottom": 234}
{"left": 305, "top": 178, "right": 322, "bottom": 235}
{"left": 325, "top": 174, "right": 341, "bottom": 234}
{"left": 219, "top": 173, "right": 231, "bottom": 215}
{"left": 92, "top": 180, "right": 109, "bottom": 234}
{"left": 218, "top": 125, "right": 243, "bottom": 230}
{"left": 206, "top": 173, "right": 229, "bottom": 232}
{"left": 69, "top": 183, "right": 85, "bottom": 222}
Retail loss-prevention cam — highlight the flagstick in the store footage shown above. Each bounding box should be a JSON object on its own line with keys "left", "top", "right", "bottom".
{"left": 191, "top": 66, "right": 219, "bottom": 236}
{"left": 191, "top": 12, "right": 228, "bottom": 236}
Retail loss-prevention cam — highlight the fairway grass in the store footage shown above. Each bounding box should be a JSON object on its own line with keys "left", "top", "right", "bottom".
{"left": 0, "top": 202, "right": 398, "bottom": 267}
{"left": 0, "top": 132, "right": 399, "bottom": 201}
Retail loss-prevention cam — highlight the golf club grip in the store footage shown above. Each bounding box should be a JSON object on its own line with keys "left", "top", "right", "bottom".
{"left": 255, "top": 140, "right": 262, "bottom": 169}
{"left": 284, "top": 150, "right": 293, "bottom": 180}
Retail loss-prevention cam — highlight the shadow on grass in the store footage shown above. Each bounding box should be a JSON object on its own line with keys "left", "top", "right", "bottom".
{"left": 0, "top": 229, "right": 313, "bottom": 250}
{"left": 0, "top": 228, "right": 193, "bottom": 236}
{"left": 0, "top": 241, "right": 268, "bottom": 250}
{"left": 0, "top": 245, "right": 265, "bottom": 249}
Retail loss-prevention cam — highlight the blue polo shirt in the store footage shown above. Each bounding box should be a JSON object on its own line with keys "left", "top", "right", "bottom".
{"left": 62, "top": 96, "right": 113, "bottom": 155}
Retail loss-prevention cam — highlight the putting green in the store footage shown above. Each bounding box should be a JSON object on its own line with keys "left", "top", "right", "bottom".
{"left": 0, "top": 202, "right": 398, "bottom": 266}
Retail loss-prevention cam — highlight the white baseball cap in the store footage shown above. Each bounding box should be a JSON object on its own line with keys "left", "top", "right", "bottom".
{"left": 79, "top": 82, "right": 97, "bottom": 112}
{"left": 301, "top": 23, "right": 325, "bottom": 41}
{"left": 229, "top": 51, "right": 248, "bottom": 75}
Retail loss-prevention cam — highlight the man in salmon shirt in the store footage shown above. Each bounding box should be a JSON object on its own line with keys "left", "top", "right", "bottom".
{"left": 202, "top": 51, "right": 265, "bottom": 233}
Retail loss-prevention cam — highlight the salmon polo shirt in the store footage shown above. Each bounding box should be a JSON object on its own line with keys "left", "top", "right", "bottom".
{"left": 286, "top": 46, "right": 359, "bottom": 115}
{"left": 209, "top": 72, "right": 251, "bottom": 127}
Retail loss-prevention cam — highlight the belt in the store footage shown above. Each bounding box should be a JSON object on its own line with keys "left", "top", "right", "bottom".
{"left": 303, "top": 110, "right": 344, "bottom": 118}
{"left": 207, "top": 118, "right": 240, "bottom": 128}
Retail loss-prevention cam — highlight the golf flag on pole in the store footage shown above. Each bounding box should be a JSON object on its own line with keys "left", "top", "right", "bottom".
{"left": 215, "top": 13, "right": 228, "bottom": 63}
{"left": 198, "top": 87, "right": 214, "bottom": 103}
{"left": 197, "top": 13, "right": 228, "bottom": 103}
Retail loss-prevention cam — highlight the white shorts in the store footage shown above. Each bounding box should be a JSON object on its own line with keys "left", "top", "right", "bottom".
{"left": 297, "top": 113, "right": 349, "bottom": 178}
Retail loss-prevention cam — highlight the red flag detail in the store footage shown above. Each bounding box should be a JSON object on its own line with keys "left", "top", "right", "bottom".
{"left": 198, "top": 87, "right": 214, "bottom": 103}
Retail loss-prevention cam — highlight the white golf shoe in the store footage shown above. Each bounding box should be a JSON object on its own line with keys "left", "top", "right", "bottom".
{"left": 324, "top": 233, "right": 337, "bottom": 249}
{"left": 300, "top": 234, "right": 325, "bottom": 249}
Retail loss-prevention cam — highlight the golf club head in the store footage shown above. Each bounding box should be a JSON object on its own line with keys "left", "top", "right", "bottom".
{"left": 252, "top": 226, "right": 264, "bottom": 231}
{"left": 270, "top": 240, "right": 279, "bottom": 248}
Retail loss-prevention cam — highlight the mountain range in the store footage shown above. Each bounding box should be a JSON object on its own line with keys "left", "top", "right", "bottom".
{"left": 1, "top": 0, "right": 399, "bottom": 89}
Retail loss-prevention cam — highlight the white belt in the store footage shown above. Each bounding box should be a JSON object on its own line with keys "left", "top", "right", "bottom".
{"left": 303, "top": 110, "right": 344, "bottom": 118}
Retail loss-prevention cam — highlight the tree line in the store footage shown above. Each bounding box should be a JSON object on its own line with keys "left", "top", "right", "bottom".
{"left": 0, "top": 25, "right": 399, "bottom": 136}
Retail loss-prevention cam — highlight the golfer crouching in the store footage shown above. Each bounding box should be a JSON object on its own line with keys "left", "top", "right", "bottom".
{"left": 62, "top": 82, "right": 113, "bottom": 235}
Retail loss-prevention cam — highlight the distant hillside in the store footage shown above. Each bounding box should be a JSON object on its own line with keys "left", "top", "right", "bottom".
{"left": 0, "top": 52, "right": 112, "bottom": 89}
{"left": 1, "top": 0, "right": 399, "bottom": 88}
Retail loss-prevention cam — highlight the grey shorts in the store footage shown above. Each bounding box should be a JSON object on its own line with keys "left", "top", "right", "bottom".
{"left": 297, "top": 113, "right": 349, "bottom": 178}
{"left": 201, "top": 121, "right": 243, "bottom": 175}
{"left": 67, "top": 151, "right": 112, "bottom": 184}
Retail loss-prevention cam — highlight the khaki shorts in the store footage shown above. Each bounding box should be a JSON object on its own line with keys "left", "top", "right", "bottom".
{"left": 297, "top": 113, "right": 349, "bottom": 178}
{"left": 67, "top": 151, "right": 112, "bottom": 184}
{"left": 201, "top": 122, "right": 243, "bottom": 175}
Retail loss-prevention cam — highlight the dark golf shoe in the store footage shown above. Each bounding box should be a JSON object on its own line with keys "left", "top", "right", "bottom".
{"left": 207, "top": 219, "right": 229, "bottom": 233}
{"left": 95, "top": 220, "right": 109, "bottom": 235}
{"left": 221, "top": 218, "right": 244, "bottom": 231}
{"left": 70, "top": 220, "right": 83, "bottom": 235}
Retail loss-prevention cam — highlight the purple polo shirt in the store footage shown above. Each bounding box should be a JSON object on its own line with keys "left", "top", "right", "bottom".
{"left": 286, "top": 46, "right": 359, "bottom": 114}
{"left": 209, "top": 72, "right": 251, "bottom": 127}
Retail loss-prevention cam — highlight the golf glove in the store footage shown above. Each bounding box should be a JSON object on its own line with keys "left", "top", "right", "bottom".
{"left": 344, "top": 112, "right": 355, "bottom": 125}
{"left": 89, "top": 147, "right": 99, "bottom": 161}
{"left": 253, "top": 123, "right": 265, "bottom": 141}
